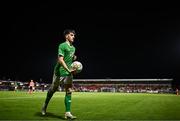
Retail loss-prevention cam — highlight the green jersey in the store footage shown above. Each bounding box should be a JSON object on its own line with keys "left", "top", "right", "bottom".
{"left": 54, "top": 41, "right": 75, "bottom": 77}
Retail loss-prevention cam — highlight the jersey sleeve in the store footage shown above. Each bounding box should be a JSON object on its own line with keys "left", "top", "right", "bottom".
{"left": 58, "top": 44, "right": 65, "bottom": 56}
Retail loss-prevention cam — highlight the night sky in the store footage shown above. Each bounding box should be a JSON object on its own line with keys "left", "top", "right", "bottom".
{"left": 0, "top": 3, "right": 180, "bottom": 84}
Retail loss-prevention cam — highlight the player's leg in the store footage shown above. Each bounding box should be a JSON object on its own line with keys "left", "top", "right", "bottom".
{"left": 63, "top": 76, "right": 77, "bottom": 119}
{"left": 28, "top": 87, "right": 30, "bottom": 93}
{"left": 29, "top": 86, "right": 32, "bottom": 94}
{"left": 41, "top": 73, "right": 60, "bottom": 115}
{"left": 30, "top": 87, "right": 32, "bottom": 94}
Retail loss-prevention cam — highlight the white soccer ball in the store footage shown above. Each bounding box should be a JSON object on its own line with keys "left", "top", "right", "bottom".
{"left": 71, "top": 61, "right": 83, "bottom": 73}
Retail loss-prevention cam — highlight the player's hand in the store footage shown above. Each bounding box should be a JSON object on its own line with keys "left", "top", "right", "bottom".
{"left": 69, "top": 68, "right": 77, "bottom": 75}
{"left": 73, "top": 55, "right": 77, "bottom": 60}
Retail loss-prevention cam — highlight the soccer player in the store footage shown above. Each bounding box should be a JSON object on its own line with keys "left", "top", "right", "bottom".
{"left": 41, "top": 29, "right": 77, "bottom": 119}
{"left": 28, "top": 80, "right": 35, "bottom": 94}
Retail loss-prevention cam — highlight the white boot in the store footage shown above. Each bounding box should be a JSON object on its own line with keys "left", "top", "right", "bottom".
{"left": 65, "top": 112, "right": 77, "bottom": 119}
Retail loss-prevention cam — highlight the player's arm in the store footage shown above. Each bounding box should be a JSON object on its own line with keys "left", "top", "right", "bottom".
{"left": 58, "top": 56, "right": 76, "bottom": 73}
{"left": 58, "top": 56, "right": 71, "bottom": 73}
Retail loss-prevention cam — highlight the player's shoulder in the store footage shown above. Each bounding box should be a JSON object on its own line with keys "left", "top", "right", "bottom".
{"left": 58, "top": 42, "right": 67, "bottom": 48}
{"left": 59, "top": 41, "right": 66, "bottom": 46}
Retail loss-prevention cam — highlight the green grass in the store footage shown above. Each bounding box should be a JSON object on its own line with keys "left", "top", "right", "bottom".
{"left": 0, "top": 91, "right": 180, "bottom": 120}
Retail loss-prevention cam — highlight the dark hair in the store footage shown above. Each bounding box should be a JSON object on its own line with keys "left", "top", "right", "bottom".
{"left": 63, "top": 29, "right": 76, "bottom": 37}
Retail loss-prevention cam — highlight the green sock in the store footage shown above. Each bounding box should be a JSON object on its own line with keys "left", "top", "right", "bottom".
{"left": 65, "top": 94, "right": 71, "bottom": 112}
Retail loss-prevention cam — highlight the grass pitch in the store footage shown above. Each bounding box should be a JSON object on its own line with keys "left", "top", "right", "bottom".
{"left": 0, "top": 91, "right": 180, "bottom": 121}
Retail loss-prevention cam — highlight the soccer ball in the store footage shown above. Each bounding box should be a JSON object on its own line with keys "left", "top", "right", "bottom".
{"left": 71, "top": 61, "right": 83, "bottom": 74}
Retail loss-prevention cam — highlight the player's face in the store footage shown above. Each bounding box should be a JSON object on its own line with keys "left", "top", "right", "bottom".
{"left": 66, "top": 32, "right": 75, "bottom": 43}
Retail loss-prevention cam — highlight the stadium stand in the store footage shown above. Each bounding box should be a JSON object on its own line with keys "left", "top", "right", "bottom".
{"left": 73, "top": 79, "right": 173, "bottom": 93}
{"left": 0, "top": 79, "right": 174, "bottom": 93}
